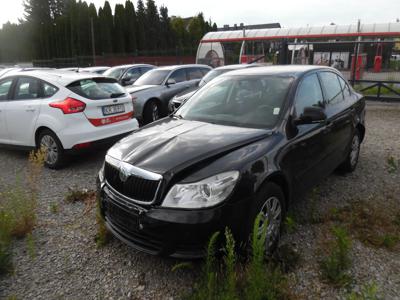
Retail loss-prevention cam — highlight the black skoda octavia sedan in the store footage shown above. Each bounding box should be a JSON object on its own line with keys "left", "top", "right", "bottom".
{"left": 97, "top": 66, "right": 365, "bottom": 258}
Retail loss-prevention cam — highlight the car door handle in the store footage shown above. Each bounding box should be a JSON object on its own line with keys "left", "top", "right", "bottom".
{"left": 26, "top": 108, "right": 36, "bottom": 112}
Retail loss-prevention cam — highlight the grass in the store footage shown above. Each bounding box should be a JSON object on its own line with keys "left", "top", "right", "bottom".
{"left": 49, "top": 202, "right": 59, "bottom": 214}
{"left": 320, "top": 226, "right": 352, "bottom": 286}
{"left": 386, "top": 156, "right": 399, "bottom": 174}
{"left": 346, "top": 283, "right": 379, "bottom": 300}
{"left": 330, "top": 200, "right": 400, "bottom": 250}
{"left": 94, "top": 199, "right": 111, "bottom": 248}
{"left": 26, "top": 233, "right": 36, "bottom": 259}
{"left": 0, "top": 149, "right": 44, "bottom": 274}
{"left": 186, "top": 215, "right": 292, "bottom": 300}
{"left": 65, "top": 188, "right": 96, "bottom": 203}
{"left": 284, "top": 215, "right": 296, "bottom": 234}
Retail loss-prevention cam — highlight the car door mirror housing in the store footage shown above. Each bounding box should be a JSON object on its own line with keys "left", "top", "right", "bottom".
{"left": 166, "top": 78, "right": 176, "bottom": 86}
{"left": 294, "top": 106, "right": 327, "bottom": 125}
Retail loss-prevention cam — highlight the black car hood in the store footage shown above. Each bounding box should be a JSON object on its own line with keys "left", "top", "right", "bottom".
{"left": 107, "top": 118, "right": 271, "bottom": 176}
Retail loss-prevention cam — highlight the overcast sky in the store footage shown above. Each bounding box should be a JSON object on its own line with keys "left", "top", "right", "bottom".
{"left": 1, "top": 0, "right": 399, "bottom": 29}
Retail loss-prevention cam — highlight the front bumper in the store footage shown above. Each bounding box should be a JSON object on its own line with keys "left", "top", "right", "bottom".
{"left": 98, "top": 182, "right": 245, "bottom": 259}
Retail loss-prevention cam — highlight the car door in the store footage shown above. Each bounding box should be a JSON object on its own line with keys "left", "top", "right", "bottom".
{"left": 318, "top": 71, "right": 353, "bottom": 172}
{"left": 5, "top": 76, "right": 43, "bottom": 146}
{"left": 121, "top": 67, "right": 142, "bottom": 86}
{"left": 280, "top": 73, "right": 329, "bottom": 194}
{"left": 0, "top": 77, "right": 15, "bottom": 143}
{"left": 163, "top": 68, "right": 191, "bottom": 102}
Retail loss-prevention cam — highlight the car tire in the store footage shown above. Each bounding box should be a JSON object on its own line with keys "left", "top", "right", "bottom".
{"left": 38, "top": 129, "right": 65, "bottom": 169}
{"left": 143, "top": 100, "right": 161, "bottom": 125}
{"left": 243, "top": 182, "right": 286, "bottom": 256}
{"left": 338, "top": 129, "right": 361, "bottom": 173}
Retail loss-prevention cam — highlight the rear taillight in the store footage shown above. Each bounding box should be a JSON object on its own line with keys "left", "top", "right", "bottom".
{"left": 49, "top": 97, "right": 86, "bottom": 114}
{"left": 130, "top": 95, "right": 136, "bottom": 117}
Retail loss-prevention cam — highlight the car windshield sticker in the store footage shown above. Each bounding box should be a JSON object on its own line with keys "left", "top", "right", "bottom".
{"left": 273, "top": 107, "right": 280, "bottom": 115}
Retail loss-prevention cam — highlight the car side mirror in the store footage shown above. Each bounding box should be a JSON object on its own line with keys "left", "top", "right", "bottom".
{"left": 121, "top": 77, "right": 132, "bottom": 86}
{"left": 166, "top": 78, "right": 176, "bottom": 86}
{"left": 294, "top": 106, "right": 327, "bottom": 125}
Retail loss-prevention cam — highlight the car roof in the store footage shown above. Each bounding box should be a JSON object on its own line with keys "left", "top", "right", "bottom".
{"left": 154, "top": 64, "right": 212, "bottom": 71}
{"left": 107, "top": 64, "right": 154, "bottom": 69}
{"left": 221, "top": 65, "right": 334, "bottom": 77}
{"left": 6, "top": 69, "right": 111, "bottom": 86}
{"left": 213, "top": 64, "right": 260, "bottom": 71}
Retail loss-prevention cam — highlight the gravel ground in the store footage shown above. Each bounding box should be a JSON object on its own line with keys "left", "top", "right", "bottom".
{"left": 0, "top": 101, "right": 399, "bottom": 299}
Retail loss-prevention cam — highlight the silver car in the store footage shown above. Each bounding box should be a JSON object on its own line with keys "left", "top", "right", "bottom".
{"left": 126, "top": 64, "right": 212, "bottom": 124}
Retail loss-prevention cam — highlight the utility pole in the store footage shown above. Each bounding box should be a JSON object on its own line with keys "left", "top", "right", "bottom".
{"left": 91, "top": 17, "right": 96, "bottom": 66}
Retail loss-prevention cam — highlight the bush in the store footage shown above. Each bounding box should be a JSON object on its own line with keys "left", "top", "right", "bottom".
{"left": 320, "top": 227, "right": 352, "bottom": 286}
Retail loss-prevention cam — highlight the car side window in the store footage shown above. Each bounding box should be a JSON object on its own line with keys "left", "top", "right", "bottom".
{"left": 338, "top": 75, "right": 351, "bottom": 97}
{"left": 187, "top": 68, "right": 204, "bottom": 80}
{"left": 43, "top": 82, "right": 58, "bottom": 98}
{"left": 140, "top": 67, "right": 153, "bottom": 75}
{"left": 169, "top": 69, "right": 187, "bottom": 83}
{"left": 200, "top": 68, "right": 211, "bottom": 76}
{"left": 124, "top": 68, "right": 141, "bottom": 79}
{"left": 0, "top": 78, "right": 14, "bottom": 101}
{"left": 319, "top": 72, "right": 344, "bottom": 104}
{"left": 295, "top": 73, "right": 324, "bottom": 115}
{"left": 14, "top": 77, "right": 42, "bottom": 100}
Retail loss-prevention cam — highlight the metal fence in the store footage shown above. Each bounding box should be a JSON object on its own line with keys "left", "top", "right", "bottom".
{"left": 286, "top": 40, "right": 400, "bottom": 101}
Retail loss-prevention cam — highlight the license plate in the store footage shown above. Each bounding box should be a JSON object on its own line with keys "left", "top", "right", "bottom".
{"left": 102, "top": 104, "right": 125, "bottom": 116}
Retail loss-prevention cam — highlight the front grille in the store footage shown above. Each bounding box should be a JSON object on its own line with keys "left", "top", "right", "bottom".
{"left": 104, "top": 162, "right": 161, "bottom": 203}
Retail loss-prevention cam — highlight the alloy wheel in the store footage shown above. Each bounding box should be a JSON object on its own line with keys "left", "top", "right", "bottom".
{"left": 258, "top": 196, "right": 282, "bottom": 253}
{"left": 350, "top": 134, "right": 360, "bottom": 167}
{"left": 40, "top": 135, "right": 58, "bottom": 165}
{"left": 152, "top": 103, "right": 159, "bottom": 121}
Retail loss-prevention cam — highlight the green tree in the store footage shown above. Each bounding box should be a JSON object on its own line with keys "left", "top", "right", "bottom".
{"left": 145, "top": 0, "right": 160, "bottom": 51}
{"left": 98, "top": 1, "right": 113, "bottom": 54}
{"left": 113, "top": 4, "right": 126, "bottom": 53}
{"left": 136, "top": 0, "right": 146, "bottom": 51}
{"left": 124, "top": 0, "right": 137, "bottom": 54}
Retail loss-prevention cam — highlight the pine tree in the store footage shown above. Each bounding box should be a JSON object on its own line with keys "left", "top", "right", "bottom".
{"left": 136, "top": 0, "right": 146, "bottom": 51}
{"left": 125, "top": 1, "right": 137, "bottom": 54}
{"left": 145, "top": 0, "right": 160, "bottom": 51}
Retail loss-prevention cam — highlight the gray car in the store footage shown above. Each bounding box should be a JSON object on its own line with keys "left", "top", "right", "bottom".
{"left": 126, "top": 64, "right": 212, "bottom": 124}
{"left": 168, "top": 64, "right": 263, "bottom": 113}
{"left": 103, "top": 64, "right": 156, "bottom": 86}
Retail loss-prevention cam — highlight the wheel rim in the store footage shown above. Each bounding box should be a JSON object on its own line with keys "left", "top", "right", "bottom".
{"left": 350, "top": 134, "right": 360, "bottom": 167}
{"left": 258, "top": 196, "right": 282, "bottom": 253}
{"left": 40, "top": 135, "right": 58, "bottom": 165}
{"left": 151, "top": 103, "right": 159, "bottom": 121}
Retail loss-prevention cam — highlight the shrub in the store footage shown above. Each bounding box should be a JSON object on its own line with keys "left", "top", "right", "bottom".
{"left": 94, "top": 200, "right": 111, "bottom": 248}
{"left": 320, "top": 227, "right": 352, "bottom": 286}
{"left": 0, "top": 211, "right": 13, "bottom": 275}
{"left": 284, "top": 215, "right": 296, "bottom": 234}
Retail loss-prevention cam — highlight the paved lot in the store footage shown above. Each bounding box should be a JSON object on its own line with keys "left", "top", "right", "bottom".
{"left": 0, "top": 101, "right": 399, "bottom": 299}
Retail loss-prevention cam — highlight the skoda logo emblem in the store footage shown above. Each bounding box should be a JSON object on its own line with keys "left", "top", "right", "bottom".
{"left": 119, "top": 164, "right": 130, "bottom": 182}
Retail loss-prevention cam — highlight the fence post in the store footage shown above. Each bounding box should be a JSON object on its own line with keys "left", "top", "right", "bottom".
{"left": 377, "top": 82, "right": 381, "bottom": 100}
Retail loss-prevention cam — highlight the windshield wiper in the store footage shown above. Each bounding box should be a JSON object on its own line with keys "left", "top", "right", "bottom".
{"left": 110, "top": 92, "right": 125, "bottom": 98}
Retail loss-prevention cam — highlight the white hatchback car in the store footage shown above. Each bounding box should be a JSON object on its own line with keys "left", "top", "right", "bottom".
{"left": 0, "top": 70, "right": 139, "bottom": 168}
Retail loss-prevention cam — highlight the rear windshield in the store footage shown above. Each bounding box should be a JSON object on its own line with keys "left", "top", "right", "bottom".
{"left": 67, "top": 78, "right": 126, "bottom": 100}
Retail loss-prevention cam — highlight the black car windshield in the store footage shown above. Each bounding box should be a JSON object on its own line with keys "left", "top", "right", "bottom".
{"left": 177, "top": 75, "right": 293, "bottom": 128}
{"left": 134, "top": 69, "right": 170, "bottom": 86}
{"left": 199, "top": 69, "right": 227, "bottom": 87}
{"left": 103, "top": 67, "right": 126, "bottom": 79}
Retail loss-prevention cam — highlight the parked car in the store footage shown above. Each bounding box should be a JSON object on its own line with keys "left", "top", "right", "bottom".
{"left": 169, "top": 64, "right": 261, "bottom": 113}
{"left": 97, "top": 65, "right": 365, "bottom": 258}
{"left": 103, "top": 64, "right": 155, "bottom": 87}
{"left": 126, "top": 64, "right": 212, "bottom": 124}
{"left": 80, "top": 66, "right": 110, "bottom": 74}
{"left": 0, "top": 70, "right": 138, "bottom": 168}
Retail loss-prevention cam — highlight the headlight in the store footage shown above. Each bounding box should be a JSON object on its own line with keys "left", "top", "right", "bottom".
{"left": 162, "top": 171, "right": 239, "bottom": 209}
